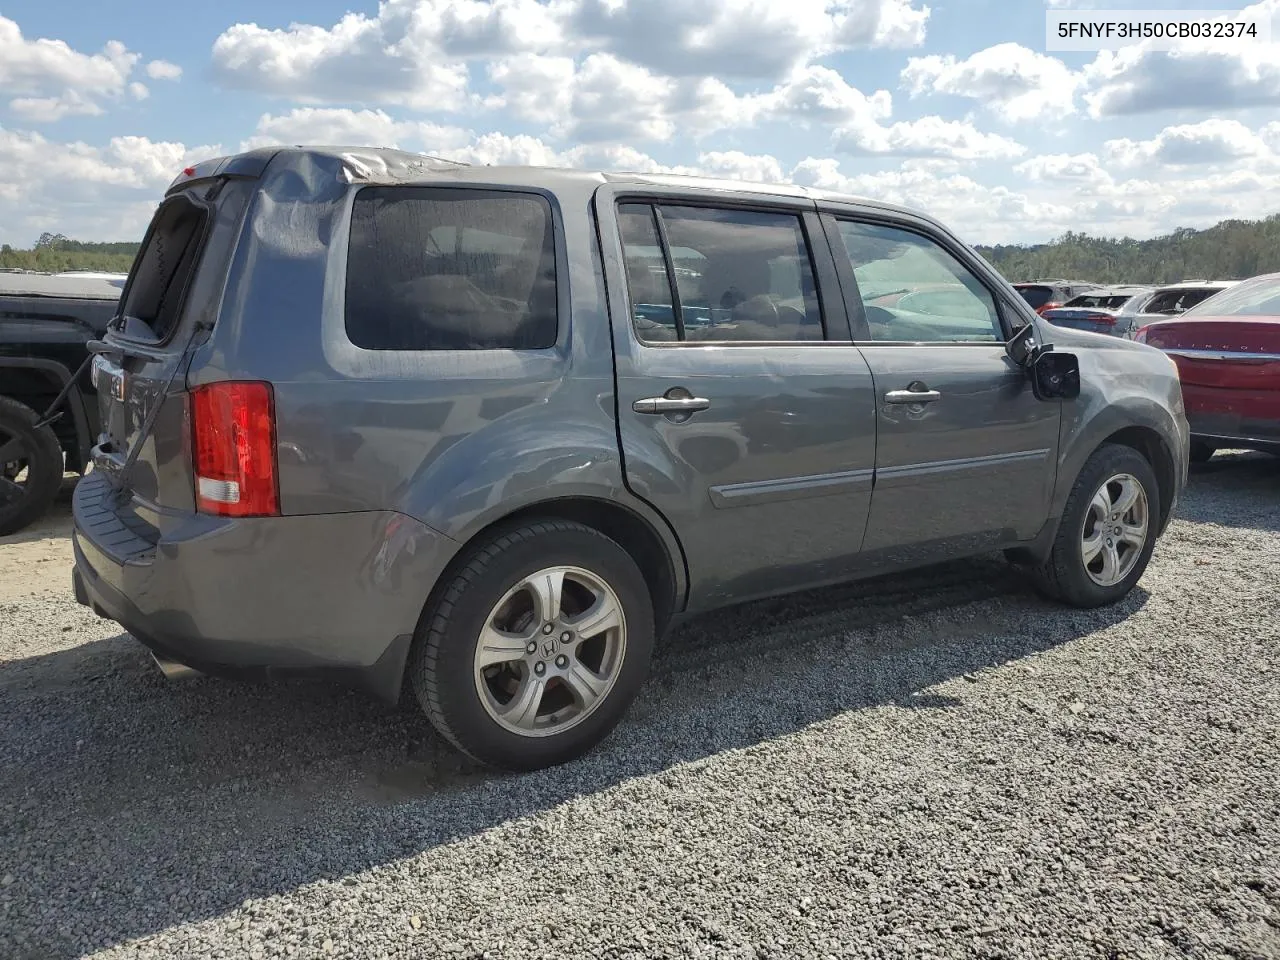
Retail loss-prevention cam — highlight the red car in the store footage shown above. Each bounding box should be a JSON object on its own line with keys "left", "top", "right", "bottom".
{"left": 1134, "top": 272, "right": 1280, "bottom": 462}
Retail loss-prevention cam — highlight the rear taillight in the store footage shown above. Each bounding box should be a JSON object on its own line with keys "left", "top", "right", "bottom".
{"left": 190, "top": 381, "right": 279, "bottom": 517}
{"left": 1133, "top": 326, "right": 1150, "bottom": 343}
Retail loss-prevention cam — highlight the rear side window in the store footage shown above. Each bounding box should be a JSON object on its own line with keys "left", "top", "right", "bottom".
{"left": 345, "top": 187, "right": 558, "bottom": 351}
{"left": 1145, "top": 288, "right": 1219, "bottom": 315}
{"left": 617, "top": 202, "right": 824, "bottom": 342}
{"left": 121, "top": 196, "right": 209, "bottom": 341}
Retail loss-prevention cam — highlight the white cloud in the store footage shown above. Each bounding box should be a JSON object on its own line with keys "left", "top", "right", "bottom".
{"left": 210, "top": 0, "right": 930, "bottom": 115}
{"left": 752, "top": 64, "right": 893, "bottom": 126}
{"left": 8, "top": 90, "right": 102, "bottom": 122}
{"left": 567, "top": 0, "right": 928, "bottom": 80}
{"left": 129, "top": 82, "right": 150, "bottom": 101}
{"left": 1014, "top": 152, "right": 1111, "bottom": 184}
{"left": 145, "top": 59, "right": 183, "bottom": 81}
{"left": 485, "top": 56, "right": 898, "bottom": 144}
{"left": 1104, "top": 119, "right": 1273, "bottom": 168}
{"left": 210, "top": 12, "right": 472, "bottom": 110}
{"left": 792, "top": 158, "right": 1074, "bottom": 242}
{"left": 1080, "top": 0, "right": 1280, "bottom": 117}
{"left": 243, "top": 107, "right": 472, "bottom": 153}
{"left": 900, "top": 42, "right": 1079, "bottom": 122}
{"left": 0, "top": 125, "right": 222, "bottom": 244}
{"left": 0, "top": 15, "right": 143, "bottom": 122}
{"left": 836, "top": 115, "right": 1025, "bottom": 161}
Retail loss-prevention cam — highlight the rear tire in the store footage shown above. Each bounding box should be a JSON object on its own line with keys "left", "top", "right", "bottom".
{"left": 409, "top": 520, "right": 655, "bottom": 771}
{"left": 1027, "top": 443, "right": 1159, "bottom": 608}
{"left": 0, "top": 395, "right": 63, "bottom": 537}
{"left": 1188, "top": 440, "right": 1216, "bottom": 463}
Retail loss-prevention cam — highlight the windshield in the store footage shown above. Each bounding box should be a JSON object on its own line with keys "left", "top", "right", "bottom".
{"left": 1181, "top": 276, "right": 1280, "bottom": 318}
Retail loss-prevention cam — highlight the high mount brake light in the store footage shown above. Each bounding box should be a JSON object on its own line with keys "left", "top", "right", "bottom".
{"left": 190, "top": 381, "right": 279, "bottom": 517}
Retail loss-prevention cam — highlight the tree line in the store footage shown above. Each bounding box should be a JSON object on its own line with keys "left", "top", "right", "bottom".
{"left": 0, "top": 234, "right": 139, "bottom": 273}
{"left": 975, "top": 214, "right": 1280, "bottom": 285}
{"left": 4, "top": 214, "right": 1280, "bottom": 285}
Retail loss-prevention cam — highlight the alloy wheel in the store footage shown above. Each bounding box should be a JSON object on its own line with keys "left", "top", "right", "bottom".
{"left": 472, "top": 565, "right": 627, "bottom": 737}
{"left": 1081, "top": 472, "right": 1149, "bottom": 587}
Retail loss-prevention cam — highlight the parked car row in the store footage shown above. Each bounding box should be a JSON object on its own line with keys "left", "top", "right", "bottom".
{"left": 1009, "top": 272, "right": 1277, "bottom": 461}
{"left": 1015, "top": 279, "right": 1241, "bottom": 339}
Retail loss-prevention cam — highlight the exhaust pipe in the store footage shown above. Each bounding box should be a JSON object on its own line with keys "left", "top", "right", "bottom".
{"left": 151, "top": 653, "right": 201, "bottom": 681}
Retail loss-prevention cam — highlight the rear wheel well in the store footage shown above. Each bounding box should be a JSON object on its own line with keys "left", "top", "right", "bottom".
{"left": 423, "top": 498, "right": 681, "bottom": 641}
{"left": 1102, "top": 426, "right": 1176, "bottom": 529}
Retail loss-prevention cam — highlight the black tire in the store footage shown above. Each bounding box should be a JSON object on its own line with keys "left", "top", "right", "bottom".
{"left": 0, "top": 395, "right": 64, "bottom": 537}
{"left": 1027, "top": 443, "right": 1160, "bottom": 608}
{"left": 1188, "top": 440, "right": 1216, "bottom": 463}
{"left": 409, "top": 520, "right": 655, "bottom": 771}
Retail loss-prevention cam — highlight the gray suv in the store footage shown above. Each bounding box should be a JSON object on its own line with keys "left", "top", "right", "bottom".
{"left": 72, "top": 147, "right": 1189, "bottom": 770}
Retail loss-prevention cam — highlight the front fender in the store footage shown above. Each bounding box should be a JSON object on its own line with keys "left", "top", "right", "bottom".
{"left": 1052, "top": 340, "right": 1188, "bottom": 525}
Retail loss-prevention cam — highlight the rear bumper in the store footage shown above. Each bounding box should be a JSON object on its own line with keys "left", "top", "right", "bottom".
{"left": 71, "top": 471, "right": 458, "bottom": 701}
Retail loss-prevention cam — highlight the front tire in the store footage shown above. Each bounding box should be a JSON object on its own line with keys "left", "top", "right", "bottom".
{"left": 1028, "top": 444, "right": 1160, "bottom": 608}
{"left": 0, "top": 395, "right": 64, "bottom": 537}
{"left": 409, "top": 520, "right": 655, "bottom": 771}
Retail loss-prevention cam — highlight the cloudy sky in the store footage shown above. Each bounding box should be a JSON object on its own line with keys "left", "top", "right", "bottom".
{"left": 1, "top": 0, "right": 1279, "bottom": 247}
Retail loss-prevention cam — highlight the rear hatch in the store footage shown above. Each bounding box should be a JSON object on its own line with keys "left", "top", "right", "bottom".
{"left": 1041, "top": 307, "right": 1121, "bottom": 333}
{"left": 1014, "top": 285, "right": 1055, "bottom": 313}
{"left": 90, "top": 168, "right": 259, "bottom": 515}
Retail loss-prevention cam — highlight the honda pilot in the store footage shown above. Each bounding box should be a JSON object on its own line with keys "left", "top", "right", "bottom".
{"left": 73, "top": 147, "right": 1189, "bottom": 771}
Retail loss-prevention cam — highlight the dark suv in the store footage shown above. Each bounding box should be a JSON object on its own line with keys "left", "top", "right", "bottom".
{"left": 0, "top": 272, "right": 122, "bottom": 535}
{"left": 72, "top": 148, "right": 1189, "bottom": 770}
{"left": 1013, "top": 280, "right": 1100, "bottom": 316}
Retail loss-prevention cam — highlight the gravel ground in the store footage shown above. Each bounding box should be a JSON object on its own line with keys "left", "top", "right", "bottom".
{"left": 1, "top": 452, "right": 1278, "bottom": 960}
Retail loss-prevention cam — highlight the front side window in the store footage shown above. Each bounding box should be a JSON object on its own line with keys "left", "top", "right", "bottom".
{"left": 345, "top": 187, "right": 557, "bottom": 351}
{"left": 837, "top": 220, "right": 1003, "bottom": 343}
{"left": 618, "top": 202, "right": 824, "bottom": 343}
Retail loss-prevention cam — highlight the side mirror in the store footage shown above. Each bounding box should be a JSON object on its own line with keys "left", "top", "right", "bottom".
{"left": 1032, "top": 350, "right": 1081, "bottom": 401}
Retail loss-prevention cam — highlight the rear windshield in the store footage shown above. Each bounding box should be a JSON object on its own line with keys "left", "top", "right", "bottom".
{"left": 345, "top": 187, "right": 558, "bottom": 351}
{"left": 1015, "top": 285, "right": 1053, "bottom": 309}
{"left": 120, "top": 195, "right": 209, "bottom": 341}
{"left": 1063, "top": 293, "right": 1134, "bottom": 310}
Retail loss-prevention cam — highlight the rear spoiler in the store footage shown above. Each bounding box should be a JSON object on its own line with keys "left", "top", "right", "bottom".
{"left": 167, "top": 149, "right": 281, "bottom": 193}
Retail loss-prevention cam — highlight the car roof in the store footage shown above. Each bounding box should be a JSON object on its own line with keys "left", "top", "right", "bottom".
{"left": 1150, "top": 279, "right": 1239, "bottom": 292}
{"left": 169, "top": 145, "right": 950, "bottom": 228}
{"left": 1071, "top": 285, "right": 1152, "bottom": 296}
{"left": 0, "top": 271, "right": 125, "bottom": 300}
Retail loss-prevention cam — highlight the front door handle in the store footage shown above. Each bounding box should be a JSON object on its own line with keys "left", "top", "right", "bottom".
{"left": 633, "top": 396, "right": 711, "bottom": 414}
{"left": 885, "top": 388, "right": 942, "bottom": 404}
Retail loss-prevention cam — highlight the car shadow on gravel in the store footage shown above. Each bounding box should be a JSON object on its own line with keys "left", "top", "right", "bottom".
{"left": 1, "top": 556, "right": 1150, "bottom": 959}
{"left": 1182, "top": 450, "right": 1280, "bottom": 532}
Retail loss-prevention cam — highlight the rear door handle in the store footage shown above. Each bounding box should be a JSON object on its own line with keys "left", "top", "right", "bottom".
{"left": 633, "top": 396, "right": 711, "bottom": 414}
{"left": 885, "top": 388, "right": 942, "bottom": 404}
